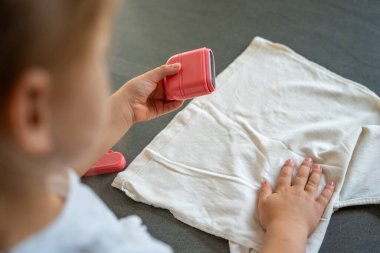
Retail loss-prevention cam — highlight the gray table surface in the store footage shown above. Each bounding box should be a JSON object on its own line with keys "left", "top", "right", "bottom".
{"left": 82, "top": 0, "right": 380, "bottom": 252}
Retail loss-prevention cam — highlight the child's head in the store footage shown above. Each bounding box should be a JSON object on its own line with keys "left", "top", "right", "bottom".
{"left": 0, "top": 1, "right": 116, "bottom": 177}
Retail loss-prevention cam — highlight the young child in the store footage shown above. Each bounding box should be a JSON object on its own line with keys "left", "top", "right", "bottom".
{"left": 0, "top": 1, "right": 334, "bottom": 252}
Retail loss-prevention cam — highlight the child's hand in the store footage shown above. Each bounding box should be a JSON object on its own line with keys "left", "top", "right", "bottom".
{"left": 258, "top": 158, "right": 335, "bottom": 253}
{"left": 73, "top": 64, "right": 183, "bottom": 176}
{"left": 116, "top": 63, "right": 184, "bottom": 125}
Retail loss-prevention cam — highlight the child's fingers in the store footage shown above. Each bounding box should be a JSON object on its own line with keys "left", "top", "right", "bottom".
{"left": 316, "top": 181, "right": 335, "bottom": 207}
{"left": 162, "top": 100, "right": 184, "bottom": 114}
{"left": 259, "top": 179, "right": 273, "bottom": 204}
{"left": 275, "top": 159, "right": 294, "bottom": 191}
{"left": 144, "top": 64, "right": 181, "bottom": 83}
{"left": 293, "top": 158, "right": 313, "bottom": 188}
{"left": 304, "top": 164, "right": 322, "bottom": 194}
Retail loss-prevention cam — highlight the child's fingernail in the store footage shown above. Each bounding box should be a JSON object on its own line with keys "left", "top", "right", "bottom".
{"left": 170, "top": 63, "right": 181, "bottom": 69}
{"left": 304, "top": 157, "right": 313, "bottom": 165}
{"left": 285, "top": 159, "right": 294, "bottom": 166}
{"left": 328, "top": 181, "right": 335, "bottom": 187}
{"left": 261, "top": 178, "right": 267, "bottom": 186}
{"left": 312, "top": 164, "right": 321, "bottom": 171}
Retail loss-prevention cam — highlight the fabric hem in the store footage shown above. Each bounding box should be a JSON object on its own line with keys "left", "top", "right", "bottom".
{"left": 334, "top": 197, "right": 380, "bottom": 209}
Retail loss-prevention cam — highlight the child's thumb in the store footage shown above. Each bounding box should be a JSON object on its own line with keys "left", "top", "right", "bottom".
{"left": 259, "top": 179, "right": 272, "bottom": 204}
{"left": 146, "top": 63, "right": 181, "bottom": 83}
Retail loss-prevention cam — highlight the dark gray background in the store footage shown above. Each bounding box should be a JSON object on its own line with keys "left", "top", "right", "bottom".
{"left": 82, "top": 0, "right": 380, "bottom": 252}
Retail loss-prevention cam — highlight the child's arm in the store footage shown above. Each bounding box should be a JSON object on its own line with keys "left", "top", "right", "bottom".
{"left": 258, "top": 158, "right": 335, "bottom": 253}
{"left": 72, "top": 63, "right": 183, "bottom": 176}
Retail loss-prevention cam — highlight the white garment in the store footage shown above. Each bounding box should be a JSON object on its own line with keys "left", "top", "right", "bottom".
{"left": 112, "top": 37, "right": 380, "bottom": 253}
{"left": 11, "top": 170, "right": 172, "bottom": 253}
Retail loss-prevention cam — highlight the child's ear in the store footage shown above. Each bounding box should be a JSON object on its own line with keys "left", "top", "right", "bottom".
{"left": 8, "top": 69, "right": 53, "bottom": 155}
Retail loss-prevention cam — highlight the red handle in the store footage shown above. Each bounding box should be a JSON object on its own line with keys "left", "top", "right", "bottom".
{"left": 83, "top": 150, "right": 127, "bottom": 177}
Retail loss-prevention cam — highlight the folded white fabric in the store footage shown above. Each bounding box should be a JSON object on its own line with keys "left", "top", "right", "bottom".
{"left": 112, "top": 37, "right": 380, "bottom": 253}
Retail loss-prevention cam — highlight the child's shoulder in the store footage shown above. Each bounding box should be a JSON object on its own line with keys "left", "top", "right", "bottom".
{"left": 11, "top": 170, "right": 172, "bottom": 253}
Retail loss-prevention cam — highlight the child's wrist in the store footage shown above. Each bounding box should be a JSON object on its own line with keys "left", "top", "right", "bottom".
{"left": 266, "top": 221, "right": 308, "bottom": 240}
{"left": 263, "top": 224, "right": 308, "bottom": 253}
{"left": 110, "top": 92, "right": 134, "bottom": 130}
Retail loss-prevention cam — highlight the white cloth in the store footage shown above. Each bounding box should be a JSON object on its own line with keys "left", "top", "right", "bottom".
{"left": 11, "top": 170, "right": 172, "bottom": 253}
{"left": 112, "top": 37, "right": 380, "bottom": 253}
